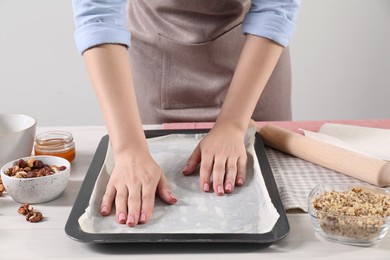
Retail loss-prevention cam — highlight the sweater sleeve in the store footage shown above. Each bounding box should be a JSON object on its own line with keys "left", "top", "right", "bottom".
{"left": 242, "top": 0, "right": 301, "bottom": 47}
{"left": 71, "top": 0, "right": 130, "bottom": 54}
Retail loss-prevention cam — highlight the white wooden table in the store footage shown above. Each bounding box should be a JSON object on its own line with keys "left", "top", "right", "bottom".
{"left": 0, "top": 125, "right": 389, "bottom": 260}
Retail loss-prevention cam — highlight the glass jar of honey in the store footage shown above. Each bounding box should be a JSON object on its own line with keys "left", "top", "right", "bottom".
{"left": 34, "top": 131, "right": 76, "bottom": 163}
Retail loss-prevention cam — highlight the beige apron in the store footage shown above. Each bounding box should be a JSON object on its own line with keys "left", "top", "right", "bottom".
{"left": 127, "top": 0, "right": 292, "bottom": 124}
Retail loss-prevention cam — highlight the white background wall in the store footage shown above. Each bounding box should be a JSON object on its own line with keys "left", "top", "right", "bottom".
{"left": 1, "top": 0, "right": 389, "bottom": 126}
{"left": 290, "top": 0, "right": 390, "bottom": 120}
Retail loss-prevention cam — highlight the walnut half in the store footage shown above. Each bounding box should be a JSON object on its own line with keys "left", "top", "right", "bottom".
{"left": 17, "top": 203, "right": 44, "bottom": 223}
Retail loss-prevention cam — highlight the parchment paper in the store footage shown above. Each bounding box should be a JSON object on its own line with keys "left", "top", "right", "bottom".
{"left": 302, "top": 123, "right": 390, "bottom": 161}
{"left": 78, "top": 129, "right": 279, "bottom": 234}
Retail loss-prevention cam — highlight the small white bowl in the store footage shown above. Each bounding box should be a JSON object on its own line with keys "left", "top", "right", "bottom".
{"left": 0, "top": 113, "right": 37, "bottom": 167}
{"left": 1, "top": 155, "right": 70, "bottom": 204}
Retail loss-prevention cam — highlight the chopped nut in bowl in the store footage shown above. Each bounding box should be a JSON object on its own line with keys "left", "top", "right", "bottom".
{"left": 0, "top": 155, "right": 70, "bottom": 204}
{"left": 308, "top": 183, "right": 390, "bottom": 246}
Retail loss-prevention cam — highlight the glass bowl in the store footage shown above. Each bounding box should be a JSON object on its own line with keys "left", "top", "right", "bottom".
{"left": 308, "top": 183, "right": 390, "bottom": 246}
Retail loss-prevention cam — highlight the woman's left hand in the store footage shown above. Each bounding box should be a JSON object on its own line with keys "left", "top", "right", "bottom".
{"left": 182, "top": 123, "right": 248, "bottom": 195}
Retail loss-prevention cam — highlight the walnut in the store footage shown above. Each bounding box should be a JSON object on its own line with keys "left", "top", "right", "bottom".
{"left": 0, "top": 176, "right": 5, "bottom": 196}
{"left": 3, "top": 159, "right": 66, "bottom": 178}
{"left": 311, "top": 186, "right": 390, "bottom": 240}
{"left": 14, "top": 171, "right": 28, "bottom": 178}
{"left": 26, "top": 211, "right": 44, "bottom": 223}
{"left": 17, "top": 203, "right": 44, "bottom": 223}
{"left": 18, "top": 203, "right": 34, "bottom": 215}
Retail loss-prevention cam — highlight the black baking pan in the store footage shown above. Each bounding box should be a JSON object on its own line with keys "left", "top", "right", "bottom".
{"left": 65, "top": 129, "right": 289, "bottom": 244}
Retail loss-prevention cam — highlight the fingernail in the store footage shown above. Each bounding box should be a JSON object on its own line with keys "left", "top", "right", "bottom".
{"left": 140, "top": 213, "right": 147, "bottom": 223}
{"left": 217, "top": 185, "right": 224, "bottom": 195}
{"left": 203, "top": 182, "right": 210, "bottom": 192}
{"left": 101, "top": 206, "right": 108, "bottom": 215}
{"left": 127, "top": 215, "right": 135, "bottom": 226}
{"left": 118, "top": 212, "right": 126, "bottom": 224}
{"left": 225, "top": 182, "right": 232, "bottom": 193}
{"left": 170, "top": 192, "right": 177, "bottom": 202}
{"left": 237, "top": 178, "right": 244, "bottom": 186}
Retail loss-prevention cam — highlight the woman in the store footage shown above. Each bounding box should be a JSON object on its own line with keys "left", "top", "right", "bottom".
{"left": 72, "top": 0, "right": 300, "bottom": 227}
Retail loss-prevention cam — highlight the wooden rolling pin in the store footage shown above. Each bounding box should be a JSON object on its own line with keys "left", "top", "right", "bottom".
{"left": 258, "top": 124, "right": 390, "bottom": 187}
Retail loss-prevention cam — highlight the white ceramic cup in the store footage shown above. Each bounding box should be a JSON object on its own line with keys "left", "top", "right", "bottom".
{"left": 0, "top": 114, "right": 37, "bottom": 167}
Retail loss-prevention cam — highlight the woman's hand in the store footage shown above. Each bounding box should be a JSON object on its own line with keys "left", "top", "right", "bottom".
{"left": 181, "top": 36, "right": 284, "bottom": 195}
{"left": 100, "top": 151, "right": 177, "bottom": 226}
{"left": 182, "top": 123, "right": 248, "bottom": 195}
{"left": 82, "top": 44, "right": 178, "bottom": 226}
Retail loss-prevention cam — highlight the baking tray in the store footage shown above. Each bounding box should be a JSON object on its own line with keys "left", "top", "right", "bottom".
{"left": 65, "top": 129, "right": 289, "bottom": 244}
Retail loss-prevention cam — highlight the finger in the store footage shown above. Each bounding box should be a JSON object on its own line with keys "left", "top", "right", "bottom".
{"left": 199, "top": 154, "right": 214, "bottom": 192}
{"left": 100, "top": 185, "right": 116, "bottom": 216}
{"left": 126, "top": 185, "right": 141, "bottom": 227}
{"left": 183, "top": 144, "right": 201, "bottom": 175}
{"left": 224, "top": 157, "right": 238, "bottom": 194}
{"left": 114, "top": 186, "right": 129, "bottom": 224}
{"left": 211, "top": 156, "right": 226, "bottom": 196}
{"left": 235, "top": 155, "right": 247, "bottom": 186}
{"left": 139, "top": 180, "right": 157, "bottom": 224}
{"left": 157, "top": 173, "right": 177, "bottom": 205}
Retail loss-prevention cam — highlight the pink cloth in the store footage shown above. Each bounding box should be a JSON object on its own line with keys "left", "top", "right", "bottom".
{"left": 163, "top": 119, "right": 390, "bottom": 133}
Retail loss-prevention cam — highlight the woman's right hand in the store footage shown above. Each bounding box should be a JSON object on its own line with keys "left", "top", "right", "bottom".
{"left": 81, "top": 44, "right": 176, "bottom": 226}
{"left": 100, "top": 151, "right": 177, "bottom": 227}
